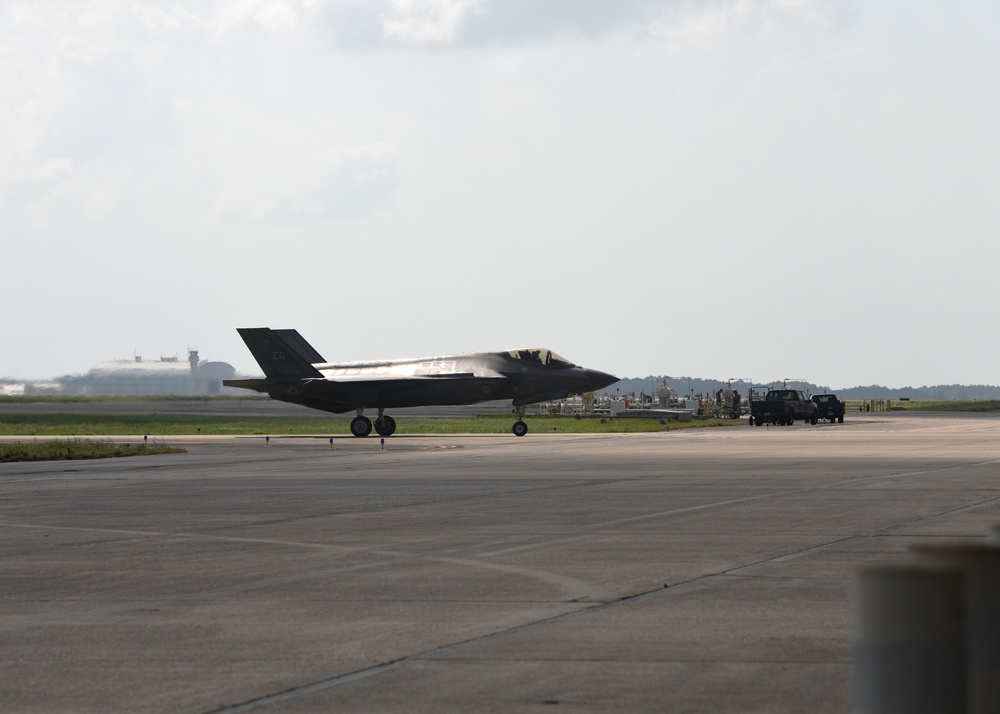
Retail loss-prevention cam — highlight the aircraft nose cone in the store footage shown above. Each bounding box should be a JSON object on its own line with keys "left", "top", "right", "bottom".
{"left": 585, "top": 369, "right": 619, "bottom": 392}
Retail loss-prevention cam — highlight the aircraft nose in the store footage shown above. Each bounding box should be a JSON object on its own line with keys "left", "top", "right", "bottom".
{"left": 584, "top": 368, "right": 618, "bottom": 392}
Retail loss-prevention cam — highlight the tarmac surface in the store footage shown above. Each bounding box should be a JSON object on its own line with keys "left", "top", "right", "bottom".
{"left": 2, "top": 411, "right": 1000, "bottom": 712}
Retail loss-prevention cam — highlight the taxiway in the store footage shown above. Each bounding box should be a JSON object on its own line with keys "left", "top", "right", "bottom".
{"left": 2, "top": 412, "right": 999, "bottom": 712}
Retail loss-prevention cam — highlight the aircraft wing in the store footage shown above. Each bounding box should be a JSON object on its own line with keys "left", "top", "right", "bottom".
{"left": 312, "top": 370, "right": 505, "bottom": 383}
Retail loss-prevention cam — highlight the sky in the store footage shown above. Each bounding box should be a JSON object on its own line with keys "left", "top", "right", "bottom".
{"left": 2, "top": 0, "right": 997, "bottom": 389}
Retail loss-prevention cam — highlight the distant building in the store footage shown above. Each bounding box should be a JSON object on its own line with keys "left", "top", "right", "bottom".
{"left": 63, "top": 350, "right": 238, "bottom": 395}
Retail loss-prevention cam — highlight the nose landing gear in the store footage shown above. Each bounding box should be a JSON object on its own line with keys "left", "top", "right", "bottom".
{"left": 512, "top": 405, "right": 528, "bottom": 436}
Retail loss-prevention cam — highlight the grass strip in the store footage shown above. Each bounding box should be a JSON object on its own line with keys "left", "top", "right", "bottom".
{"left": 896, "top": 400, "right": 1000, "bottom": 412}
{"left": 0, "top": 439, "right": 185, "bottom": 462}
{"left": 841, "top": 400, "right": 1000, "bottom": 412}
{"left": 0, "top": 394, "right": 261, "bottom": 404}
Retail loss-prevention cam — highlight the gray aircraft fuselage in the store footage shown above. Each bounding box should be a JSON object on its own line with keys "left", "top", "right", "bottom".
{"left": 223, "top": 328, "right": 618, "bottom": 436}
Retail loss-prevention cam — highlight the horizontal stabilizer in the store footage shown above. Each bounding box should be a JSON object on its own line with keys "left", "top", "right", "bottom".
{"left": 222, "top": 379, "right": 276, "bottom": 393}
{"left": 222, "top": 378, "right": 304, "bottom": 393}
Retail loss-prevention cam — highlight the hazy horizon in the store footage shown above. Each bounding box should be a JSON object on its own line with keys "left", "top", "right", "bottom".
{"left": 3, "top": 360, "right": 997, "bottom": 395}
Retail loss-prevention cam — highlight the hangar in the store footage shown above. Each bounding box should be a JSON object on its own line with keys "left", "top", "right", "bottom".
{"left": 62, "top": 350, "right": 237, "bottom": 395}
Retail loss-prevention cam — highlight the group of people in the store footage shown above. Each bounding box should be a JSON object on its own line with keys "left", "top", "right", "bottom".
{"left": 713, "top": 388, "right": 742, "bottom": 411}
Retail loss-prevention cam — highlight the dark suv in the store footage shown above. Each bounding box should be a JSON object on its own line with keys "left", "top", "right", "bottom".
{"left": 811, "top": 394, "right": 845, "bottom": 423}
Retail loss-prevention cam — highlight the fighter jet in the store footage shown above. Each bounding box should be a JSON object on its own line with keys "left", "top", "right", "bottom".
{"left": 223, "top": 328, "right": 618, "bottom": 437}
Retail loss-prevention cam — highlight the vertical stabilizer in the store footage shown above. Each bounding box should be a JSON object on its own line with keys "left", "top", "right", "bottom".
{"left": 273, "top": 329, "right": 326, "bottom": 364}
{"left": 236, "top": 328, "right": 324, "bottom": 380}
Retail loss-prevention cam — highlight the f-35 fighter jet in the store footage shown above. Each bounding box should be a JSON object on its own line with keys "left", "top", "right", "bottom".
{"left": 224, "top": 328, "right": 618, "bottom": 436}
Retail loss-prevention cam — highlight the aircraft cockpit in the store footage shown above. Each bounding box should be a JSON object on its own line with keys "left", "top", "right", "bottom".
{"left": 505, "top": 348, "right": 574, "bottom": 368}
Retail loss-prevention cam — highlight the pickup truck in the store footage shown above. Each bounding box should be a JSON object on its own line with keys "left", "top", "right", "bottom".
{"left": 811, "top": 393, "right": 845, "bottom": 423}
{"left": 749, "top": 389, "right": 818, "bottom": 426}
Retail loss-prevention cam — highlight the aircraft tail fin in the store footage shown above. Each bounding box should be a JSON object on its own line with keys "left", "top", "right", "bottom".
{"left": 272, "top": 329, "right": 325, "bottom": 364}
{"left": 236, "top": 328, "right": 324, "bottom": 380}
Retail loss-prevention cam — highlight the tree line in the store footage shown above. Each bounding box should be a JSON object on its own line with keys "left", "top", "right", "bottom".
{"left": 603, "top": 377, "right": 1000, "bottom": 402}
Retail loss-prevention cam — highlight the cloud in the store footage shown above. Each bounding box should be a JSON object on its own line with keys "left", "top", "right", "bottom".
{"left": 305, "top": 0, "right": 674, "bottom": 48}
{"left": 30, "top": 158, "right": 76, "bottom": 184}
{"left": 303, "top": 0, "right": 851, "bottom": 48}
{"left": 380, "top": 0, "right": 481, "bottom": 45}
{"left": 450, "top": 0, "right": 666, "bottom": 45}
{"left": 0, "top": 2, "right": 201, "bottom": 211}
{"left": 21, "top": 0, "right": 848, "bottom": 54}
{"left": 218, "top": 145, "right": 400, "bottom": 225}
{"left": 0, "top": 1, "right": 401, "bottom": 233}
{"left": 647, "top": 0, "right": 856, "bottom": 50}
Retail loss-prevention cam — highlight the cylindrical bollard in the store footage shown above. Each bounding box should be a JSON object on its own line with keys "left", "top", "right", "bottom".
{"left": 910, "top": 543, "right": 1000, "bottom": 714}
{"left": 853, "top": 565, "right": 966, "bottom": 714}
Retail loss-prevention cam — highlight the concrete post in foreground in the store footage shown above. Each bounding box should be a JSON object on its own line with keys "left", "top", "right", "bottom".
{"left": 853, "top": 565, "right": 966, "bottom": 714}
{"left": 910, "top": 544, "right": 1000, "bottom": 714}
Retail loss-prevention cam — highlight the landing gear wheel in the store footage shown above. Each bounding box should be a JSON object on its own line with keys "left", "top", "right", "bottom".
{"left": 512, "top": 420, "right": 528, "bottom": 437}
{"left": 374, "top": 415, "right": 396, "bottom": 437}
{"left": 350, "top": 416, "right": 373, "bottom": 437}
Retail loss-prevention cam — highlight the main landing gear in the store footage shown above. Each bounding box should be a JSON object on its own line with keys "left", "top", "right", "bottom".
{"left": 350, "top": 414, "right": 372, "bottom": 437}
{"left": 512, "top": 405, "right": 528, "bottom": 437}
{"left": 350, "top": 407, "right": 397, "bottom": 438}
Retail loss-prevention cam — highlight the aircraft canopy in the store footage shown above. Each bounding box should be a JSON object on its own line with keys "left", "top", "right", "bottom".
{"left": 506, "top": 348, "right": 574, "bottom": 368}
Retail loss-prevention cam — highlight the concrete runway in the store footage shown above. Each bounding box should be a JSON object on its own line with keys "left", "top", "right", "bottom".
{"left": 2, "top": 412, "right": 1000, "bottom": 712}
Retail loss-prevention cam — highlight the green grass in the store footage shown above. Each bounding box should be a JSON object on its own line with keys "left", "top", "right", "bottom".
{"left": 0, "top": 439, "right": 185, "bottom": 462}
{"left": 896, "top": 400, "right": 1000, "bottom": 412}
{"left": 841, "top": 399, "right": 1000, "bottom": 413}
{"left": 0, "top": 413, "right": 741, "bottom": 436}
{"left": 0, "top": 394, "right": 258, "bottom": 404}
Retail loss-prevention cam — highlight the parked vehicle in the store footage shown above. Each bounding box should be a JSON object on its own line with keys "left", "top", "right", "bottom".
{"left": 812, "top": 393, "right": 845, "bottom": 423}
{"left": 749, "top": 389, "right": 818, "bottom": 426}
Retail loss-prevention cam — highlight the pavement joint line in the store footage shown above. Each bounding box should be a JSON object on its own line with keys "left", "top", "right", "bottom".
{"left": 0, "top": 554, "right": 433, "bottom": 634}
{"left": 872, "top": 492, "right": 1000, "bottom": 534}
{"left": 3, "top": 458, "right": 996, "bottom": 633}
{"left": 711, "top": 493, "right": 1000, "bottom": 580}
{"left": 0, "top": 529, "right": 609, "bottom": 634}
{"left": 0, "top": 521, "right": 381, "bottom": 552}
{"left": 559, "top": 458, "right": 1000, "bottom": 533}
{"left": 0, "top": 489, "right": 852, "bottom": 632}
{"left": 208, "top": 487, "right": 1000, "bottom": 713}
{"left": 205, "top": 534, "right": 869, "bottom": 714}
